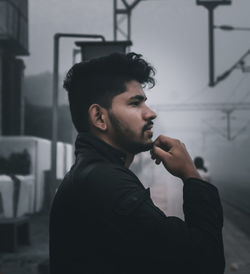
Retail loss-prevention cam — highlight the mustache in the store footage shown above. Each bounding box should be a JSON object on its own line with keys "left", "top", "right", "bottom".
{"left": 142, "top": 121, "right": 154, "bottom": 131}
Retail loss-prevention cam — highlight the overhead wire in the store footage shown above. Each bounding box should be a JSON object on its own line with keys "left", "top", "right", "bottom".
{"left": 235, "top": 75, "right": 250, "bottom": 104}
{"left": 226, "top": 74, "right": 248, "bottom": 102}
{"left": 239, "top": 91, "right": 250, "bottom": 103}
{"left": 180, "top": 84, "right": 209, "bottom": 104}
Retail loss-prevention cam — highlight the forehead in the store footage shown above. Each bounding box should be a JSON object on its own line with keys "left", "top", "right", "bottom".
{"left": 115, "top": 80, "right": 146, "bottom": 101}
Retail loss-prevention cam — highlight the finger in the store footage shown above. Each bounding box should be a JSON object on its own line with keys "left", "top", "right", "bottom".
{"left": 153, "top": 135, "right": 177, "bottom": 150}
{"left": 150, "top": 149, "right": 158, "bottom": 160}
{"left": 155, "top": 159, "right": 161, "bottom": 165}
{"left": 153, "top": 146, "right": 171, "bottom": 161}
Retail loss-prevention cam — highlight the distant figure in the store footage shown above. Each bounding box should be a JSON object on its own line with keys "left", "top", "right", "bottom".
{"left": 194, "top": 156, "right": 211, "bottom": 182}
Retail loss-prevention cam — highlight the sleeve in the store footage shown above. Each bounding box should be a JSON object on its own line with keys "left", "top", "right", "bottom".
{"left": 85, "top": 164, "right": 225, "bottom": 274}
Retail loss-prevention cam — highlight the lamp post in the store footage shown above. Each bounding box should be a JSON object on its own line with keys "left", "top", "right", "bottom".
{"left": 196, "top": 0, "right": 232, "bottom": 86}
{"left": 50, "top": 33, "right": 105, "bottom": 206}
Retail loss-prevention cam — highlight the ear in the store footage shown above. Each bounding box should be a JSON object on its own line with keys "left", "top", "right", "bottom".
{"left": 88, "top": 104, "right": 108, "bottom": 131}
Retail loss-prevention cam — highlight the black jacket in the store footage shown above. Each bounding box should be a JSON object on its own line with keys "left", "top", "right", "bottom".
{"left": 49, "top": 132, "right": 225, "bottom": 274}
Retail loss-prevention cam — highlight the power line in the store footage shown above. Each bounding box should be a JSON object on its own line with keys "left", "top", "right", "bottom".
{"left": 181, "top": 84, "right": 209, "bottom": 104}
{"left": 226, "top": 74, "right": 249, "bottom": 102}
{"left": 150, "top": 102, "right": 250, "bottom": 112}
{"left": 238, "top": 91, "right": 250, "bottom": 103}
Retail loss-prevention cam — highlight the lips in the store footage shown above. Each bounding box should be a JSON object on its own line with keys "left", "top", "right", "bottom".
{"left": 145, "top": 125, "right": 153, "bottom": 130}
{"left": 143, "top": 125, "right": 153, "bottom": 139}
{"left": 143, "top": 121, "right": 154, "bottom": 131}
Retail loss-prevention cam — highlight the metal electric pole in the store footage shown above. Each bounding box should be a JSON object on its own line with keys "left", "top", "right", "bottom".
{"left": 222, "top": 109, "right": 233, "bottom": 141}
{"left": 196, "top": 0, "right": 232, "bottom": 86}
{"left": 113, "top": 0, "right": 142, "bottom": 41}
{"left": 50, "top": 33, "right": 105, "bottom": 205}
{"left": 208, "top": 7, "right": 215, "bottom": 87}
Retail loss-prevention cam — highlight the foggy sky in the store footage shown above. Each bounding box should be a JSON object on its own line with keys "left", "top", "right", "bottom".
{"left": 23, "top": 0, "right": 250, "bottom": 106}
{"left": 21, "top": 0, "right": 250, "bottom": 207}
{"left": 23, "top": 1, "right": 250, "bottom": 162}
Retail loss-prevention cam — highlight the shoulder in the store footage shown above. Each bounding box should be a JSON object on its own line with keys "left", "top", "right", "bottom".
{"left": 85, "top": 163, "right": 144, "bottom": 204}
{"left": 71, "top": 159, "right": 143, "bottom": 192}
{"left": 90, "top": 162, "right": 132, "bottom": 177}
{"left": 87, "top": 162, "right": 142, "bottom": 191}
{"left": 78, "top": 163, "right": 145, "bottom": 215}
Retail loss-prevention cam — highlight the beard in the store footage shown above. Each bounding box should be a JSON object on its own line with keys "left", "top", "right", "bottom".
{"left": 108, "top": 110, "right": 153, "bottom": 155}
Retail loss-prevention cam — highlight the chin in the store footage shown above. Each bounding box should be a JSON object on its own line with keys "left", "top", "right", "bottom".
{"left": 145, "top": 134, "right": 154, "bottom": 143}
{"left": 148, "top": 135, "right": 153, "bottom": 140}
{"left": 144, "top": 130, "right": 153, "bottom": 140}
{"left": 133, "top": 142, "right": 153, "bottom": 154}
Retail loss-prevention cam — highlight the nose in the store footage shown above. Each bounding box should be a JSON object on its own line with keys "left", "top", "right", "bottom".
{"left": 143, "top": 104, "right": 157, "bottom": 121}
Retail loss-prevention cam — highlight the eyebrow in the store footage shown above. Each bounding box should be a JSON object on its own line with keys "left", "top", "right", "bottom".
{"left": 128, "top": 95, "right": 147, "bottom": 102}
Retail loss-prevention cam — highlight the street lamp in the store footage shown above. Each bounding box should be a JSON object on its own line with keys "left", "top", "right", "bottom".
{"left": 50, "top": 33, "right": 106, "bottom": 207}
{"left": 196, "top": 0, "right": 232, "bottom": 86}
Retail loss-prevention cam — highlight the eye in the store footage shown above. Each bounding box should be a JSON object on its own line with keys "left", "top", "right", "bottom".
{"left": 130, "top": 101, "right": 140, "bottom": 106}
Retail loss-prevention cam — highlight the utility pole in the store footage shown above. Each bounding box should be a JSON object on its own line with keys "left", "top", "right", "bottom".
{"left": 113, "top": 0, "right": 142, "bottom": 41}
{"left": 196, "top": 0, "right": 232, "bottom": 86}
{"left": 223, "top": 109, "right": 233, "bottom": 141}
{"left": 208, "top": 7, "right": 215, "bottom": 86}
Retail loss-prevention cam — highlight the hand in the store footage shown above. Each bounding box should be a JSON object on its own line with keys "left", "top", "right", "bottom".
{"left": 150, "top": 135, "right": 201, "bottom": 181}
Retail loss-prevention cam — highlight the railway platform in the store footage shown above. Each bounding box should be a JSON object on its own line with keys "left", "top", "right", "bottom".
{"left": 0, "top": 202, "right": 249, "bottom": 274}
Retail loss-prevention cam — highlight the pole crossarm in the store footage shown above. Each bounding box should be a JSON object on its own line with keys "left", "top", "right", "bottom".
{"left": 116, "top": 9, "right": 128, "bottom": 14}
{"left": 129, "top": 0, "right": 142, "bottom": 10}
{"left": 120, "top": 0, "right": 142, "bottom": 11}
{"left": 121, "top": 0, "right": 129, "bottom": 9}
{"left": 150, "top": 103, "right": 250, "bottom": 112}
{"left": 214, "top": 25, "right": 250, "bottom": 32}
{"left": 197, "top": 0, "right": 231, "bottom": 9}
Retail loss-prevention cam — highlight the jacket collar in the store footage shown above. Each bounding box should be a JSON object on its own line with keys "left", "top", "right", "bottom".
{"left": 75, "top": 132, "right": 126, "bottom": 166}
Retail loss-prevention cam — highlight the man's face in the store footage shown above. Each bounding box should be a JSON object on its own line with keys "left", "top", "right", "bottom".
{"left": 107, "top": 80, "right": 157, "bottom": 154}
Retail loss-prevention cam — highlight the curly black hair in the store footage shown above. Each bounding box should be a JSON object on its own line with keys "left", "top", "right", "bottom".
{"left": 64, "top": 52, "right": 155, "bottom": 132}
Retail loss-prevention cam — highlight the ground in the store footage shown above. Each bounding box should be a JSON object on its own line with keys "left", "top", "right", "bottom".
{"left": 0, "top": 194, "right": 250, "bottom": 274}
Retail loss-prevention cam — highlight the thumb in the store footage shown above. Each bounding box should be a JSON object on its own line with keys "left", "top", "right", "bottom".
{"left": 153, "top": 146, "right": 171, "bottom": 161}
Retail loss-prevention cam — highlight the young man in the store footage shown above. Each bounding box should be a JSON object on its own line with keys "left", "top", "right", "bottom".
{"left": 49, "top": 53, "right": 225, "bottom": 274}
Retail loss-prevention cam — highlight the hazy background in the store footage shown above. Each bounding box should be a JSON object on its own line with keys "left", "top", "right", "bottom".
{"left": 22, "top": 0, "right": 250, "bottom": 216}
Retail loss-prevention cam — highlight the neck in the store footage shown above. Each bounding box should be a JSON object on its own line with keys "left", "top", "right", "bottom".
{"left": 124, "top": 153, "right": 134, "bottom": 168}
{"left": 91, "top": 130, "right": 135, "bottom": 168}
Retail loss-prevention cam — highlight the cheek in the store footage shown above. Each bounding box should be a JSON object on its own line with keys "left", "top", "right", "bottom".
{"left": 118, "top": 108, "right": 142, "bottom": 128}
